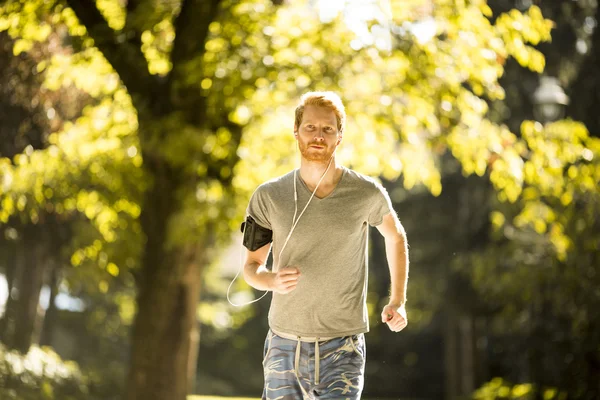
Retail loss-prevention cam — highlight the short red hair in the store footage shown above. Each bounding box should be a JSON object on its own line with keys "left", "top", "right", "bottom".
{"left": 294, "top": 91, "right": 346, "bottom": 133}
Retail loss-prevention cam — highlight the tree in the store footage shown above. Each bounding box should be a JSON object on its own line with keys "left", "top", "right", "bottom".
{"left": 455, "top": 1, "right": 600, "bottom": 398}
{"left": 0, "top": 26, "right": 90, "bottom": 353}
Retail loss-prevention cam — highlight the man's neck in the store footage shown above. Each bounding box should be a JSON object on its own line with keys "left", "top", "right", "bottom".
{"left": 298, "top": 156, "right": 343, "bottom": 189}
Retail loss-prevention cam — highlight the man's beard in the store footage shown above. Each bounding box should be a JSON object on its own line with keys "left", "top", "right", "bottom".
{"left": 298, "top": 141, "right": 335, "bottom": 162}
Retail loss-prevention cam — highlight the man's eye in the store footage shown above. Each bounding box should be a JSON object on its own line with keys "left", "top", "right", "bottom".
{"left": 324, "top": 127, "right": 333, "bottom": 131}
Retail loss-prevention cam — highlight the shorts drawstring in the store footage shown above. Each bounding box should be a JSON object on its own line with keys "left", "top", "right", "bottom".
{"left": 294, "top": 338, "right": 301, "bottom": 381}
{"left": 293, "top": 336, "right": 322, "bottom": 388}
{"left": 315, "top": 338, "right": 320, "bottom": 385}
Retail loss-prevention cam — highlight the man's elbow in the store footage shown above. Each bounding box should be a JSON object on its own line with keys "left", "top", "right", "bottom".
{"left": 245, "top": 256, "right": 265, "bottom": 274}
{"left": 386, "top": 231, "right": 406, "bottom": 245}
{"left": 242, "top": 260, "right": 257, "bottom": 281}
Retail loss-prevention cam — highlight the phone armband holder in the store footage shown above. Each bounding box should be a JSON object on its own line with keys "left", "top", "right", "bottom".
{"left": 241, "top": 215, "right": 273, "bottom": 251}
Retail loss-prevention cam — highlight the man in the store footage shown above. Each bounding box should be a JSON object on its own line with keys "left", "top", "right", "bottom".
{"left": 243, "top": 91, "right": 409, "bottom": 399}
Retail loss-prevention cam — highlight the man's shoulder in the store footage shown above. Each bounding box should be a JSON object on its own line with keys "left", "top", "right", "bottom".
{"left": 343, "top": 167, "right": 384, "bottom": 191}
{"left": 254, "top": 170, "right": 295, "bottom": 194}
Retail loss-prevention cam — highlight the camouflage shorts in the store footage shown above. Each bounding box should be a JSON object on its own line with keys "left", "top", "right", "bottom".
{"left": 261, "top": 329, "right": 366, "bottom": 400}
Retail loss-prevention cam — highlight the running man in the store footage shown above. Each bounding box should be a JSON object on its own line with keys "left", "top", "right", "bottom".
{"left": 243, "top": 91, "right": 409, "bottom": 399}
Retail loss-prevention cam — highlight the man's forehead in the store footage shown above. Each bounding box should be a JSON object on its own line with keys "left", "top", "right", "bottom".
{"left": 301, "top": 105, "right": 337, "bottom": 123}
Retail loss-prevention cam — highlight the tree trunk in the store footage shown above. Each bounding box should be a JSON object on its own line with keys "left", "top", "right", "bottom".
{"left": 459, "top": 314, "right": 475, "bottom": 395}
{"left": 1, "top": 225, "right": 47, "bottom": 353}
{"left": 124, "top": 155, "right": 204, "bottom": 400}
{"left": 187, "top": 319, "right": 201, "bottom": 394}
{"left": 125, "top": 245, "right": 203, "bottom": 400}
{"left": 474, "top": 317, "right": 489, "bottom": 387}
{"left": 13, "top": 226, "right": 47, "bottom": 352}
{"left": 0, "top": 239, "right": 21, "bottom": 343}
{"left": 0, "top": 240, "right": 17, "bottom": 340}
{"left": 444, "top": 309, "right": 459, "bottom": 400}
{"left": 444, "top": 310, "right": 477, "bottom": 400}
{"left": 40, "top": 264, "right": 60, "bottom": 347}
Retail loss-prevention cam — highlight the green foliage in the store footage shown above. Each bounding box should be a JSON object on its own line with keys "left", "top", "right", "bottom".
{"left": 229, "top": 1, "right": 554, "bottom": 203}
{"left": 0, "top": 0, "right": 557, "bottom": 272}
{"left": 0, "top": 88, "right": 144, "bottom": 295}
{"left": 455, "top": 118, "right": 599, "bottom": 292}
{"left": 227, "top": 0, "right": 555, "bottom": 233}
{"left": 0, "top": 0, "right": 585, "bottom": 397}
{"left": 516, "top": 120, "right": 599, "bottom": 259}
{"left": 0, "top": 1, "right": 90, "bottom": 55}
{"left": 0, "top": 5, "right": 144, "bottom": 295}
{"left": 0, "top": 343, "right": 89, "bottom": 400}
{"left": 452, "top": 118, "right": 600, "bottom": 398}
{"left": 474, "top": 378, "right": 566, "bottom": 400}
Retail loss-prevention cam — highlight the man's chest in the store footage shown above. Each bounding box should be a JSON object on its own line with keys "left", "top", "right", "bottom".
{"left": 268, "top": 193, "right": 370, "bottom": 240}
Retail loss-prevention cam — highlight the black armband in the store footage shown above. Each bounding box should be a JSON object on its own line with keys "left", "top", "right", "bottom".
{"left": 241, "top": 215, "right": 273, "bottom": 251}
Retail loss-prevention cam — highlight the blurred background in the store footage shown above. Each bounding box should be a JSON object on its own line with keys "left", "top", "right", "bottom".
{"left": 0, "top": 0, "right": 598, "bottom": 399}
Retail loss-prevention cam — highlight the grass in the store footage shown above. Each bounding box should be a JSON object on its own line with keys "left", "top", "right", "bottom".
{"left": 188, "top": 397, "right": 410, "bottom": 400}
{"left": 189, "top": 397, "right": 258, "bottom": 400}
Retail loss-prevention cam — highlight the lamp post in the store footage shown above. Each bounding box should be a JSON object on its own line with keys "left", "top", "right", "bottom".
{"left": 529, "top": 75, "right": 570, "bottom": 392}
{"left": 532, "top": 76, "right": 570, "bottom": 123}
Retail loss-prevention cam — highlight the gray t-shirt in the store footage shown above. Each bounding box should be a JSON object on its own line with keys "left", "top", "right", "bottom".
{"left": 247, "top": 166, "right": 394, "bottom": 338}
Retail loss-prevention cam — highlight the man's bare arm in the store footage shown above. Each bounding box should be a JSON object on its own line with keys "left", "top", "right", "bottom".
{"left": 376, "top": 212, "right": 409, "bottom": 332}
{"left": 376, "top": 212, "right": 409, "bottom": 305}
{"left": 243, "top": 244, "right": 300, "bottom": 294}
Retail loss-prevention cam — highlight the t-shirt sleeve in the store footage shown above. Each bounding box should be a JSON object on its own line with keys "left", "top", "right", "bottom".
{"left": 367, "top": 181, "right": 394, "bottom": 226}
{"left": 246, "top": 185, "right": 272, "bottom": 230}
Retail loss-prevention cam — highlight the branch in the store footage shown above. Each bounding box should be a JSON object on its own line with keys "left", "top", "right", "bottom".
{"left": 64, "top": 0, "right": 153, "bottom": 102}
{"left": 170, "top": 0, "right": 221, "bottom": 69}
{"left": 126, "top": 0, "right": 140, "bottom": 14}
{"left": 166, "top": 0, "right": 221, "bottom": 123}
{"left": 170, "top": 0, "right": 220, "bottom": 82}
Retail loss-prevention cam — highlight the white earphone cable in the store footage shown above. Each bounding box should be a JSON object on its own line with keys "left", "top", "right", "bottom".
{"left": 227, "top": 144, "right": 336, "bottom": 307}
{"left": 226, "top": 233, "right": 269, "bottom": 307}
{"left": 277, "top": 156, "right": 334, "bottom": 262}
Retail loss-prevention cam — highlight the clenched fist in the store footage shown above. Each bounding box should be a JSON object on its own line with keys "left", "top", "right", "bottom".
{"left": 381, "top": 303, "right": 408, "bottom": 332}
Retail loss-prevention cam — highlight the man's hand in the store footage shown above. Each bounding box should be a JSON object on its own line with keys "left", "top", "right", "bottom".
{"left": 269, "top": 267, "right": 301, "bottom": 294}
{"left": 381, "top": 303, "right": 408, "bottom": 332}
